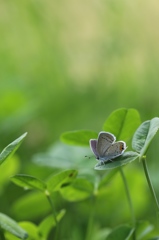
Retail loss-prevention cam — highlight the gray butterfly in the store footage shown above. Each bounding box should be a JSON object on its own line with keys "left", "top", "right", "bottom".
{"left": 89, "top": 131, "right": 126, "bottom": 163}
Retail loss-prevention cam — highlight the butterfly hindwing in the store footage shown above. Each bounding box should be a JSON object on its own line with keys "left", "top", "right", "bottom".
{"left": 103, "top": 141, "right": 126, "bottom": 160}
{"left": 89, "top": 139, "right": 99, "bottom": 159}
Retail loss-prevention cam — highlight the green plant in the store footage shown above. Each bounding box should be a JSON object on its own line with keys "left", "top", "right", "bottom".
{"left": 0, "top": 133, "right": 28, "bottom": 239}
{"left": 2, "top": 108, "right": 159, "bottom": 239}
{"left": 60, "top": 108, "right": 159, "bottom": 239}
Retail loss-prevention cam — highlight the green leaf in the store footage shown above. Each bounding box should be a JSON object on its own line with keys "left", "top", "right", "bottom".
{"left": 0, "top": 213, "right": 28, "bottom": 239}
{"left": 12, "top": 192, "right": 50, "bottom": 220}
{"left": 94, "top": 151, "right": 139, "bottom": 170}
{"left": 18, "top": 222, "right": 39, "bottom": 240}
{"left": 0, "top": 132, "right": 27, "bottom": 166}
{"left": 47, "top": 169, "right": 78, "bottom": 193}
{"left": 60, "top": 130, "right": 98, "bottom": 146}
{"left": 135, "top": 221, "right": 154, "bottom": 240}
{"left": 103, "top": 108, "right": 141, "bottom": 141}
{"left": 5, "top": 222, "right": 39, "bottom": 240}
{"left": 132, "top": 117, "right": 159, "bottom": 156}
{"left": 91, "top": 228, "right": 111, "bottom": 240}
{"left": 33, "top": 142, "right": 93, "bottom": 170}
{"left": 11, "top": 174, "right": 46, "bottom": 192}
{"left": 106, "top": 225, "right": 134, "bottom": 240}
{"left": 60, "top": 178, "right": 94, "bottom": 201}
{"left": 39, "top": 209, "right": 66, "bottom": 239}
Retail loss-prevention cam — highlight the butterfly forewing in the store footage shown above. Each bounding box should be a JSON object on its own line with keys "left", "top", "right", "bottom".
{"left": 97, "top": 132, "right": 116, "bottom": 157}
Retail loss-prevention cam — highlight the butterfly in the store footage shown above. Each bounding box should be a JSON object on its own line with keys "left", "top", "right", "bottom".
{"left": 89, "top": 131, "right": 126, "bottom": 164}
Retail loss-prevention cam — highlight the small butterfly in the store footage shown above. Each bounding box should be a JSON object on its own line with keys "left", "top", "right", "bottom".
{"left": 89, "top": 131, "right": 126, "bottom": 164}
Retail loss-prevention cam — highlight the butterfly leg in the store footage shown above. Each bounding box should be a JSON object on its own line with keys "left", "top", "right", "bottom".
{"left": 101, "top": 160, "right": 105, "bottom": 165}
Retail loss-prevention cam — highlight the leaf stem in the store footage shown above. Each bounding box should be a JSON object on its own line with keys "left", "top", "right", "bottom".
{"left": 45, "top": 191, "right": 59, "bottom": 239}
{"left": 119, "top": 168, "right": 136, "bottom": 228}
{"left": 141, "top": 156, "right": 159, "bottom": 225}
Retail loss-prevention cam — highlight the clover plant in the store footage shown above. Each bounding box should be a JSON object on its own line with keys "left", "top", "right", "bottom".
{"left": 1, "top": 108, "right": 159, "bottom": 240}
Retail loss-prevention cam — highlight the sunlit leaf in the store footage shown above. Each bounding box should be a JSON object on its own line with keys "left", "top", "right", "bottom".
{"left": 60, "top": 178, "right": 94, "bottom": 201}
{"left": 0, "top": 133, "right": 27, "bottom": 166}
{"left": 11, "top": 174, "right": 46, "bottom": 192}
{"left": 5, "top": 222, "right": 39, "bottom": 240}
{"left": 103, "top": 108, "right": 141, "bottom": 141}
{"left": 132, "top": 117, "right": 159, "bottom": 157}
{"left": 106, "top": 225, "right": 134, "bottom": 240}
{"left": 135, "top": 221, "right": 154, "bottom": 240}
{"left": 60, "top": 130, "right": 98, "bottom": 146}
{"left": 39, "top": 209, "right": 66, "bottom": 239}
{"left": 94, "top": 151, "right": 139, "bottom": 170}
{"left": 18, "top": 222, "right": 39, "bottom": 240}
{"left": 47, "top": 169, "right": 78, "bottom": 193}
{"left": 0, "top": 213, "right": 28, "bottom": 239}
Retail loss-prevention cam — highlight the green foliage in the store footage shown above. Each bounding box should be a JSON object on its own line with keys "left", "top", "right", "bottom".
{"left": 105, "top": 225, "right": 134, "bottom": 240}
{"left": 2, "top": 108, "right": 159, "bottom": 239}
{"left": 11, "top": 174, "right": 47, "bottom": 192}
{"left": 103, "top": 108, "right": 141, "bottom": 141}
{"left": 60, "top": 108, "right": 141, "bottom": 170}
{"left": 60, "top": 178, "right": 94, "bottom": 201}
{"left": 135, "top": 221, "right": 154, "bottom": 240}
{"left": 38, "top": 210, "right": 66, "bottom": 239}
{"left": 98, "top": 169, "right": 119, "bottom": 189}
{"left": 0, "top": 213, "right": 28, "bottom": 240}
{"left": 4, "top": 210, "right": 66, "bottom": 240}
{"left": 0, "top": 133, "right": 28, "bottom": 239}
{"left": 12, "top": 192, "right": 51, "bottom": 220}
{"left": 2, "top": 1, "right": 159, "bottom": 238}
{"left": 17, "top": 222, "right": 39, "bottom": 240}
{"left": 57, "top": 108, "right": 159, "bottom": 239}
{"left": 132, "top": 118, "right": 159, "bottom": 158}
{"left": 0, "top": 133, "right": 27, "bottom": 166}
{"left": 61, "top": 130, "right": 98, "bottom": 146}
{"left": 46, "top": 169, "right": 78, "bottom": 192}
{"left": 94, "top": 151, "right": 139, "bottom": 170}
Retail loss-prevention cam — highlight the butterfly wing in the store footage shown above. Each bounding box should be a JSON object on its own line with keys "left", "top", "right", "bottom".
{"left": 103, "top": 141, "right": 126, "bottom": 161}
{"left": 97, "top": 132, "right": 116, "bottom": 159}
{"left": 89, "top": 139, "right": 99, "bottom": 159}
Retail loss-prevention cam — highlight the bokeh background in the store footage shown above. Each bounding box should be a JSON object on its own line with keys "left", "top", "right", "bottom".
{"left": 1, "top": 0, "right": 159, "bottom": 238}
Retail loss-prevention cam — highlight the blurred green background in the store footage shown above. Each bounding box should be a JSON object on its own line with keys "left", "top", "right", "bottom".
{"left": 1, "top": 0, "right": 159, "bottom": 151}
{"left": 1, "top": 0, "right": 159, "bottom": 238}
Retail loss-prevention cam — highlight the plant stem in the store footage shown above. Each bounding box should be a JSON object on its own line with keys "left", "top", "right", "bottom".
{"left": 45, "top": 191, "right": 59, "bottom": 239}
{"left": 85, "top": 196, "right": 96, "bottom": 240}
{"left": 141, "top": 156, "right": 159, "bottom": 225}
{"left": 119, "top": 168, "right": 136, "bottom": 228}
